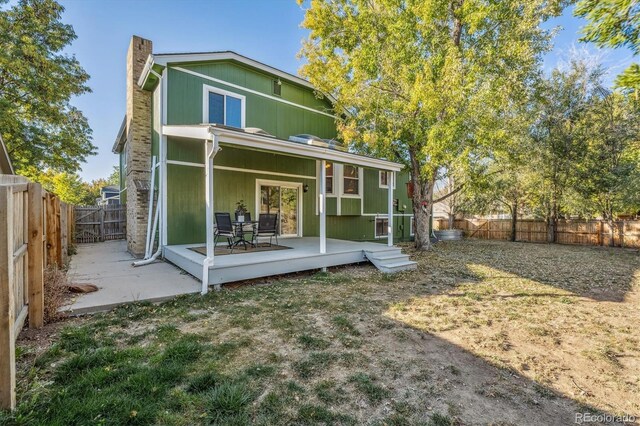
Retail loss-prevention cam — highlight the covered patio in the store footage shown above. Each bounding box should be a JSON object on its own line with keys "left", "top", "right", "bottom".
{"left": 159, "top": 124, "right": 408, "bottom": 292}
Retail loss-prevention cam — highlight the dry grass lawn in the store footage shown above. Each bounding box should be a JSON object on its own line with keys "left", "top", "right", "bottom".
{"left": 3, "top": 239, "right": 639, "bottom": 425}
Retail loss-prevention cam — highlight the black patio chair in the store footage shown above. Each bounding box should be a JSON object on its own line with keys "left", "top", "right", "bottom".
{"left": 254, "top": 213, "right": 278, "bottom": 247}
{"left": 214, "top": 212, "right": 236, "bottom": 251}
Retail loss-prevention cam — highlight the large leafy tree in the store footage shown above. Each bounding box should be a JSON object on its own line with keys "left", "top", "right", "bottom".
{"left": 529, "top": 61, "right": 603, "bottom": 241}
{"left": 0, "top": 0, "right": 95, "bottom": 174}
{"left": 299, "top": 0, "right": 566, "bottom": 249}
{"left": 570, "top": 91, "right": 640, "bottom": 236}
{"left": 575, "top": 0, "right": 640, "bottom": 91}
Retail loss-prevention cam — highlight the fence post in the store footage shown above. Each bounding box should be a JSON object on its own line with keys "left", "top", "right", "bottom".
{"left": 0, "top": 186, "right": 16, "bottom": 410}
{"left": 27, "top": 183, "right": 44, "bottom": 329}
{"left": 60, "top": 203, "right": 68, "bottom": 265}
{"left": 100, "top": 206, "right": 106, "bottom": 242}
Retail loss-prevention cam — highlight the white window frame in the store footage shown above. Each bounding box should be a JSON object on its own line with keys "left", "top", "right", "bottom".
{"left": 340, "top": 164, "right": 363, "bottom": 198}
{"left": 325, "top": 162, "right": 335, "bottom": 196}
{"left": 378, "top": 170, "right": 396, "bottom": 189}
{"left": 374, "top": 216, "right": 389, "bottom": 239}
{"left": 202, "top": 84, "right": 246, "bottom": 128}
{"left": 255, "top": 179, "right": 303, "bottom": 238}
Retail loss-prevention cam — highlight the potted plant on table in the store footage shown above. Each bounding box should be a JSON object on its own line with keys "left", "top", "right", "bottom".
{"left": 235, "top": 200, "right": 248, "bottom": 223}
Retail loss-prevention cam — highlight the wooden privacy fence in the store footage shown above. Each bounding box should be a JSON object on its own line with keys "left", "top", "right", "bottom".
{"left": 435, "top": 218, "right": 640, "bottom": 248}
{"left": 0, "top": 175, "right": 73, "bottom": 410}
{"left": 74, "top": 204, "right": 126, "bottom": 243}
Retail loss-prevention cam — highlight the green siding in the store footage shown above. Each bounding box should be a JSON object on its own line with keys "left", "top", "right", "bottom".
{"left": 341, "top": 198, "right": 361, "bottom": 216}
{"left": 167, "top": 137, "right": 205, "bottom": 163}
{"left": 166, "top": 164, "right": 206, "bottom": 245}
{"left": 326, "top": 197, "right": 337, "bottom": 216}
{"left": 166, "top": 64, "right": 337, "bottom": 140}
{"left": 166, "top": 147, "right": 319, "bottom": 245}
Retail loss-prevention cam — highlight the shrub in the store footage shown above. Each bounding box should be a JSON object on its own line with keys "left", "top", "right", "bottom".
{"left": 44, "top": 265, "right": 69, "bottom": 323}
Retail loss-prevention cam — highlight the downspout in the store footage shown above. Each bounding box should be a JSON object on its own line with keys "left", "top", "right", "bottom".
{"left": 144, "top": 156, "right": 158, "bottom": 258}
{"left": 201, "top": 131, "right": 220, "bottom": 294}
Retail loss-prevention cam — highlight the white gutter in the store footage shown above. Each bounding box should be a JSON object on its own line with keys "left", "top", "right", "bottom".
{"left": 201, "top": 131, "right": 221, "bottom": 294}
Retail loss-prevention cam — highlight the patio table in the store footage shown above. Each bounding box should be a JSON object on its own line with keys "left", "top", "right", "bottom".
{"left": 231, "top": 220, "right": 258, "bottom": 250}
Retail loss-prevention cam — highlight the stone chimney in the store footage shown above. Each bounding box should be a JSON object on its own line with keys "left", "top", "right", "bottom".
{"left": 124, "top": 36, "right": 153, "bottom": 257}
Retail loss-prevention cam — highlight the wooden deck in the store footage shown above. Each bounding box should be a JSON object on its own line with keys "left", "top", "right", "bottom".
{"left": 163, "top": 237, "right": 395, "bottom": 286}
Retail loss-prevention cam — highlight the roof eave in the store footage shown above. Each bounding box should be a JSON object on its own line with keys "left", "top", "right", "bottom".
{"left": 161, "top": 124, "right": 403, "bottom": 172}
{"left": 153, "top": 51, "right": 339, "bottom": 105}
{"left": 112, "top": 115, "right": 127, "bottom": 153}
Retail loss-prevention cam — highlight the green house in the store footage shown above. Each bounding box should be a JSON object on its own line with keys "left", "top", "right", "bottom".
{"left": 113, "top": 36, "right": 416, "bottom": 292}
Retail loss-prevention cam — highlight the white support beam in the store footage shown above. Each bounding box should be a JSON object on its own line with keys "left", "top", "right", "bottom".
{"left": 202, "top": 133, "right": 220, "bottom": 293}
{"left": 388, "top": 171, "right": 394, "bottom": 247}
{"left": 320, "top": 160, "right": 327, "bottom": 254}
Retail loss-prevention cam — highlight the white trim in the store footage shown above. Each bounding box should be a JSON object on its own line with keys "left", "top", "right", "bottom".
{"left": 340, "top": 165, "right": 363, "bottom": 198}
{"left": 155, "top": 51, "right": 319, "bottom": 93}
{"left": 167, "top": 160, "right": 205, "bottom": 168}
{"left": 319, "top": 161, "right": 326, "bottom": 253}
{"left": 174, "top": 66, "right": 336, "bottom": 119}
{"left": 378, "top": 170, "right": 396, "bottom": 189}
{"left": 255, "top": 179, "right": 303, "bottom": 238}
{"left": 374, "top": 216, "right": 389, "bottom": 239}
{"left": 387, "top": 172, "right": 395, "bottom": 247}
{"left": 202, "top": 84, "right": 246, "bottom": 127}
{"left": 162, "top": 125, "right": 404, "bottom": 171}
{"left": 119, "top": 187, "right": 127, "bottom": 194}
{"left": 160, "top": 69, "right": 169, "bottom": 248}
{"left": 410, "top": 216, "right": 415, "bottom": 236}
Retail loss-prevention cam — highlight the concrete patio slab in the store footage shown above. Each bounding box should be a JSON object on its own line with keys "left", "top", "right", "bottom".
{"left": 63, "top": 240, "right": 200, "bottom": 315}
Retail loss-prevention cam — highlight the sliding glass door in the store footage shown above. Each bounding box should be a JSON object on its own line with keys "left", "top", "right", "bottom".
{"left": 259, "top": 183, "right": 300, "bottom": 237}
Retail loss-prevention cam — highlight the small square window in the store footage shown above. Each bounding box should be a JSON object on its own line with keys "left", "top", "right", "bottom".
{"left": 375, "top": 218, "right": 389, "bottom": 238}
{"left": 273, "top": 79, "right": 282, "bottom": 96}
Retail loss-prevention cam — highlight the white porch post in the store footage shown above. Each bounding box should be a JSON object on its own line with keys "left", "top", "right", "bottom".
{"left": 202, "top": 133, "right": 220, "bottom": 294}
{"left": 319, "top": 160, "right": 327, "bottom": 254}
{"left": 387, "top": 171, "right": 394, "bottom": 247}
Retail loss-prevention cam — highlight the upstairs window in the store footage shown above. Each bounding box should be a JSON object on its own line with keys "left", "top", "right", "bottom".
{"left": 205, "top": 86, "right": 245, "bottom": 128}
{"left": 343, "top": 165, "right": 360, "bottom": 195}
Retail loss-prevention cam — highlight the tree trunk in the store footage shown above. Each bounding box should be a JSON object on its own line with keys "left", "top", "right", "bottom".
{"left": 447, "top": 212, "right": 454, "bottom": 230}
{"left": 412, "top": 174, "right": 435, "bottom": 250}
{"left": 546, "top": 201, "right": 557, "bottom": 243}
{"left": 510, "top": 200, "right": 518, "bottom": 242}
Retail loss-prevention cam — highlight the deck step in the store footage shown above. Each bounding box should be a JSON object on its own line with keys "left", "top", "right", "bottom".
{"left": 367, "top": 253, "right": 410, "bottom": 262}
{"left": 364, "top": 248, "right": 417, "bottom": 274}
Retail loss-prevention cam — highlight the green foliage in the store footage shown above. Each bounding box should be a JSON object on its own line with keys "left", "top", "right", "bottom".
{"left": 299, "top": 0, "right": 567, "bottom": 248}
{"left": 575, "top": 0, "right": 640, "bottom": 90}
{"left": 0, "top": 0, "right": 95, "bottom": 174}
{"left": 570, "top": 91, "right": 640, "bottom": 219}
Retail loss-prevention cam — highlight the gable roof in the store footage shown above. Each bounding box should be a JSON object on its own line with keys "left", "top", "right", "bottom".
{"left": 0, "top": 134, "right": 14, "bottom": 174}
{"left": 138, "top": 51, "right": 337, "bottom": 104}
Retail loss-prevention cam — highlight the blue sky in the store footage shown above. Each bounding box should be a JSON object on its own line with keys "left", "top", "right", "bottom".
{"left": 55, "top": 0, "right": 634, "bottom": 182}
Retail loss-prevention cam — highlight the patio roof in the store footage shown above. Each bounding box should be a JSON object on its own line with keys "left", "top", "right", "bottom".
{"left": 162, "top": 124, "right": 404, "bottom": 172}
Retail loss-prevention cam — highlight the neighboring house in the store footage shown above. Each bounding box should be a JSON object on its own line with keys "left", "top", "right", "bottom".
{"left": 113, "top": 36, "right": 416, "bottom": 291}
{"left": 98, "top": 185, "right": 120, "bottom": 206}
{"left": 0, "top": 134, "right": 14, "bottom": 175}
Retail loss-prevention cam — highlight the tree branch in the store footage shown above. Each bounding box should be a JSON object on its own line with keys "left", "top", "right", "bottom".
{"left": 433, "top": 183, "right": 465, "bottom": 203}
